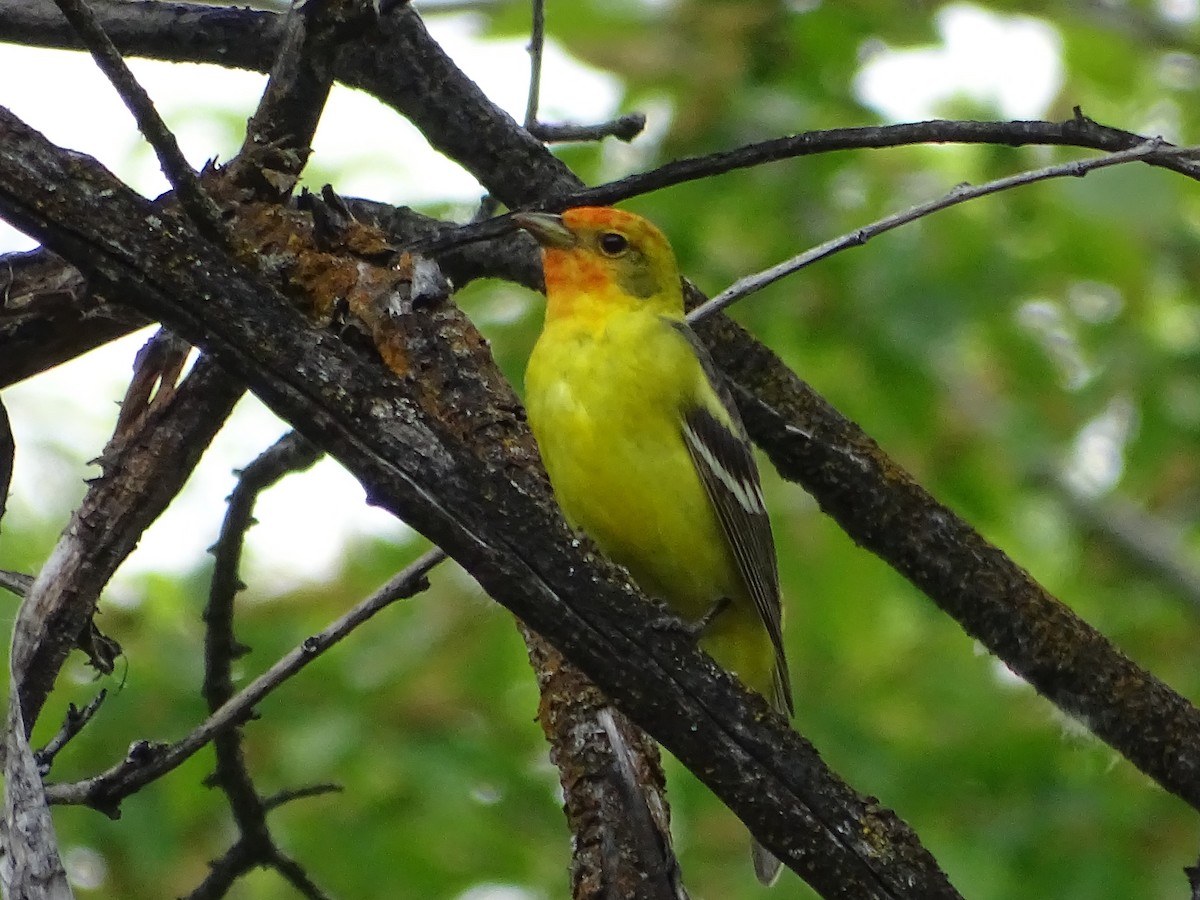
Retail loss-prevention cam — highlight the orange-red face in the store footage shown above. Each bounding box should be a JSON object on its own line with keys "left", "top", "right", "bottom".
{"left": 515, "top": 207, "right": 681, "bottom": 316}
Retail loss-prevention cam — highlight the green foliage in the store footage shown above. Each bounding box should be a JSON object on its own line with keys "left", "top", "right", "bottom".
{"left": 6, "top": 1, "right": 1200, "bottom": 898}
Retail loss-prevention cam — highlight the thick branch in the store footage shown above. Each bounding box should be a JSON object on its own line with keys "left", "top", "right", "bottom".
{"left": 522, "top": 626, "right": 686, "bottom": 900}
{"left": 10, "top": 351, "right": 242, "bottom": 729}
{"left": 225, "top": 0, "right": 373, "bottom": 197}
{"left": 0, "top": 0, "right": 280, "bottom": 69}
{"left": 0, "top": 0, "right": 575, "bottom": 204}
{"left": 0, "top": 204, "right": 532, "bottom": 390}
{"left": 694, "top": 304, "right": 1200, "bottom": 812}
{"left": 2, "top": 697, "right": 71, "bottom": 899}
{"left": 0, "top": 106, "right": 960, "bottom": 899}
{"left": 0, "top": 249, "right": 147, "bottom": 387}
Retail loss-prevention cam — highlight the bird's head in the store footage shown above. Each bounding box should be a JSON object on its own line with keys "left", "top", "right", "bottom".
{"left": 513, "top": 207, "right": 684, "bottom": 319}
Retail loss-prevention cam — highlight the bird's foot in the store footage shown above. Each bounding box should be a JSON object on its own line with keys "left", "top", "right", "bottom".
{"left": 648, "top": 597, "right": 732, "bottom": 639}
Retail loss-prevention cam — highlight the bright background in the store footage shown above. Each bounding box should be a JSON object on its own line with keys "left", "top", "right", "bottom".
{"left": 4, "top": 1, "right": 1200, "bottom": 898}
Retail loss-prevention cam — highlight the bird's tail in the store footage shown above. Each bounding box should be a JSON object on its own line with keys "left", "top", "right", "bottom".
{"left": 749, "top": 665, "right": 791, "bottom": 885}
{"left": 752, "top": 840, "right": 783, "bottom": 886}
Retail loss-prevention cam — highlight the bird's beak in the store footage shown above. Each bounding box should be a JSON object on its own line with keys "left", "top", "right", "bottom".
{"left": 512, "top": 212, "right": 577, "bottom": 249}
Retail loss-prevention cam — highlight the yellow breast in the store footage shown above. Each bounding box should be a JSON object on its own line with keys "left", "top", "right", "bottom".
{"left": 525, "top": 310, "right": 741, "bottom": 618}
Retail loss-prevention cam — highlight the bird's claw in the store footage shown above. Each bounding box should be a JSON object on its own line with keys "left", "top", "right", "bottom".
{"left": 649, "top": 596, "right": 732, "bottom": 639}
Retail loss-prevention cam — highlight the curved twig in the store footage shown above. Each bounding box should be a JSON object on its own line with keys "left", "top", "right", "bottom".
{"left": 194, "top": 429, "right": 326, "bottom": 898}
{"left": 689, "top": 138, "right": 1196, "bottom": 322}
{"left": 46, "top": 547, "right": 446, "bottom": 815}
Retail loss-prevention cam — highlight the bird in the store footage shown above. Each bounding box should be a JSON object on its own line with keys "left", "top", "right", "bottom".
{"left": 514, "top": 206, "right": 792, "bottom": 885}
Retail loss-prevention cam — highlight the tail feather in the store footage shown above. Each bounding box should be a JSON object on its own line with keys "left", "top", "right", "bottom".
{"left": 751, "top": 662, "right": 789, "bottom": 885}
{"left": 751, "top": 839, "right": 782, "bottom": 886}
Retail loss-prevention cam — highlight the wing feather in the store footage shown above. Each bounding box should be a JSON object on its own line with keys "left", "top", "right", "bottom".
{"left": 671, "top": 322, "right": 793, "bottom": 716}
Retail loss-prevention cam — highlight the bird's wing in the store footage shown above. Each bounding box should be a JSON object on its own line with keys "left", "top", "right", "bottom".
{"left": 671, "top": 322, "right": 793, "bottom": 715}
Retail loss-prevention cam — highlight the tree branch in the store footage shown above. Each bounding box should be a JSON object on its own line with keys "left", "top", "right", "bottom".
{"left": 2, "top": 106, "right": 961, "bottom": 899}
{"left": 0, "top": 203, "right": 532, "bottom": 391}
{"left": 522, "top": 0, "right": 542, "bottom": 130}
{"left": 8, "top": 350, "right": 242, "bottom": 730}
{"left": 694, "top": 302, "right": 1200, "bottom": 814}
{"left": 0, "top": 0, "right": 280, "bottom": 71}
{"left": 520, "top": 0, "right": 645, "bottom": 146}
{"left": 521, "top": 624, "right": 687, "bottom": 900}
{"left": 33, "top": 690, "right": 107, "bottom": 776}
{"left": 2, "top": 692, "right": 72, "bottom": 899}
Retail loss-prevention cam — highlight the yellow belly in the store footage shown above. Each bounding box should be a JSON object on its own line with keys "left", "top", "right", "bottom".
{"left": 525, "top": 313, "right": 775, "bottom": 699}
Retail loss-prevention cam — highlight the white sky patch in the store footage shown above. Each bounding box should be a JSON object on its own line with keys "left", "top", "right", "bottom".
{"left": 1062, "top": 396, "right": 1138, "bottom": 498}
{"left": 432, "top": 13, "right": 621, "bottom": 127}
{"left": 1158, "top": 0, "right": 1200, "bottom": 26}
{"left": 1, "top": 333, "right": 411, "bottom": 595}
{"left": 117, "top": 392, "right": 415, "bottom": 595}
{"left": 855, "top": 4, "right": 1063, "bottom": 122}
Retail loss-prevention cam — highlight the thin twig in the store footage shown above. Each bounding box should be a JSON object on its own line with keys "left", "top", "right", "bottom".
{"left": 529, "top": 115, "right": 647, "bottom": 145}
{"left": 204, "top": 430, "right": 322, "bottom": 717}
{"left": 33, "top": 691, "right": 107, "bottom": 775}
{"left": 523, "top": 0, "right": 544, "bottom": 129}
{"left": 270, "top": 850, "right": 337, "bottom": 900}
{"left": 262, "top": 782, "right": 343, "bottom": 812}
{"left": 46, "top": 548, "right": 447, "bottom": 813}
{"left": 520, "top": 0, "right": 644, "bottom": 146}
{"left": 184, "top": 791, "right": 338, "bottom": 900}
{"left": 569, "top": 111, "right": 1200, "bottom": 208}
{"left": 688, "top": 139, "right": 1195, "bottom": 323}
{"left": 50, "top": 0, "right": 224, "bottom": 242}
{"left": 407, "top": 127, "right": 1199, "bottom": 258}
{"left": 194, "top": 429, "right": 325, "bottom": 896}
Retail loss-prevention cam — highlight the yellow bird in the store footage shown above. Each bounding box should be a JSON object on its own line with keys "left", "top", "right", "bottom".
{"left": 515, "top": 206, "right": 792, "bottom": 885}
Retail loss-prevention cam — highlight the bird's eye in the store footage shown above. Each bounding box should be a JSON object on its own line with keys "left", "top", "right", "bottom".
{"left": 598, "top": 232, "right": 628, "bottom": 256}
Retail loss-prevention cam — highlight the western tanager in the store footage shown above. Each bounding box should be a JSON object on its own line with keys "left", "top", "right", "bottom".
{"left": 515, "top": 206, "right": 792, "bottom": 885}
